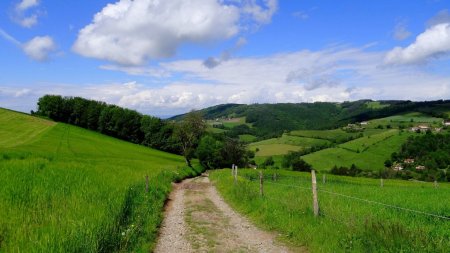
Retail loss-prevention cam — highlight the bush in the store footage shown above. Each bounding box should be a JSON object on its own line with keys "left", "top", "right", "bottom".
{"left": 291, "top": 157, "right": 312, "bottom": 172}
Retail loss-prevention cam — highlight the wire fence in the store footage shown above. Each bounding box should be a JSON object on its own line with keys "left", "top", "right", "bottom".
{"left": 238, "top": 171, "right": 450, "bottom": 221}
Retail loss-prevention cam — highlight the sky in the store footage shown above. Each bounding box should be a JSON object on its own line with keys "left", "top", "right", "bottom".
{"left": 1, "top": 0, "right": 450, "bottom": 117}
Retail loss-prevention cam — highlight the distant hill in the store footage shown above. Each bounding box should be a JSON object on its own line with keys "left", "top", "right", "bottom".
{"left": 172, "top": 100, "right": 450, "bottom": 138}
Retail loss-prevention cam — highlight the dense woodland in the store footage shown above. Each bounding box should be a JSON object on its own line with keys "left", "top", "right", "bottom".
{"left": 35, "top": 95, "right": 180, "bottom": 153}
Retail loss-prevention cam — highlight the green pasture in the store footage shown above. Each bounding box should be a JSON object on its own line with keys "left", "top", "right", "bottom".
{"left": 303, "top": 131, "right": 413, "bottom": 171}
{"left": 211, "top": 169, "right": 450, "bottom": 253}
{"left": 367, "top": 113, "right": 443, "bottom": 129}
{"left": 289, "top": 129, "right": 361, "bottom": 143}
{"left": 239, "top": 134, "right": 257, "bottom": 142}
{"left": 0, "top": 108, "right": 202, "bottom": 252}
{"left": 249, "top": 134, "right": 330, "bottom": 156}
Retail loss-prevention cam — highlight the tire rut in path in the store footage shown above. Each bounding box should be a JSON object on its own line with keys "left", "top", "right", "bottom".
{"left": 155, "top": 173, "right": 302, "bottom": 253}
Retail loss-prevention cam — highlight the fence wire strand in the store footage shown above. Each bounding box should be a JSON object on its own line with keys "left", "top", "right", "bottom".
{"left": 237, "top": 173, "right": 450, "bottom": 221}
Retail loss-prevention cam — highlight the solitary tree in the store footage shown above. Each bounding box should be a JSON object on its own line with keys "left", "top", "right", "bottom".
{"left": 174, "top": 111, "right": 206, "bottom": 167}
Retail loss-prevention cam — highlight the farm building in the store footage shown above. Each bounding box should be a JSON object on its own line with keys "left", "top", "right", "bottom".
{"left": 404, "top": 158, "right": 415, "bottom": 164}
{"left": 393, "top": 164, "right": 404, "bottom": 171}
{"left": 415, "top": 165, "right": 426, "bottom": 170}
{"left": 443, "top": 120, "right": 450, "bottom": 126}
{"left": 360, "top": 121, "right": 369, "bottom": 125}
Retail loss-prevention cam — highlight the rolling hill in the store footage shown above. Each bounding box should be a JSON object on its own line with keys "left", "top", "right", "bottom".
{"left": 172, "top": 100, "right": 450, "bottom": 138}
{"left": 0, "top": 108, "right": 203, "bottom": 252}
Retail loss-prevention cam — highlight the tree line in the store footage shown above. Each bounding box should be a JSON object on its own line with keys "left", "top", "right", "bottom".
{"left": 34, "top": 95, "right": 250, "bottom": 168}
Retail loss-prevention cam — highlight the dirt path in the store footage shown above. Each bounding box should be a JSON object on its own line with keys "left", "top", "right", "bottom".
{"left": 155, "top": 173, "right": 299, "bottom": 253}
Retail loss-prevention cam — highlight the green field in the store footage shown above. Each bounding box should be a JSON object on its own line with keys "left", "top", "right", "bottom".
{"left": 303, "top": 130, "right": 413, "bottom": 171}
{"left": 239, "top": 134, "right": 257, "bottom": 142}
{"left": 289, "top": 129, "right": 362, "bottom": 143}
{"left": 367, "top": 113, "right": 443, "bottom": 129}
{"left": 249, "top": 134, "right": 330, "bottom": 157}
{"left": 0, "top": 108, "right": 203, "bottom": 252}
{"left": 211, "top": 169, "right": 450, "bottom": 253}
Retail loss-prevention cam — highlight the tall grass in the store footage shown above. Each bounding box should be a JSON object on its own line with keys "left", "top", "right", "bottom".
{"left": 211, "top": 169, "right": 450, "bottom": 253}
{"left": 0, "top": 109, "right": 204, "bottom": 252}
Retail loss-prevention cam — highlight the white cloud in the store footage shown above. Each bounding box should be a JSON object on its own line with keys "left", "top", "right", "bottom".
{"left": 393, "top": 21, "right": 411, "bottom": 41}
{"left": 385, "top": 23, "right": 450, "bottom": 65}
{"left": 13, "top": 0, "right": 41, "bottom": 28}
{"left": 86, "top": 46, "right": 450, "bottom": 114}
{"left": 73, "top": 0, "right": 241, "bottom": 65}
{"left": 241, "top": 0, "right": 278, "bottom": 24}
{"left": 4, "top": 45, "right": 450, "bottom": 116}
{"left": 0, "top": 28, "right": 57, "bottom": 62}
{"left": 23, "top": 36, "right": 56, "bottom": 61}
{"left": 16, "top": 0, "right": 39, "bottom": 11}
{"left": 73, "top": 0, "right": 279, "bottom": 65}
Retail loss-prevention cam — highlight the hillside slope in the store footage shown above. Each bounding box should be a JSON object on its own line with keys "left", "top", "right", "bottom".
{"left": 172, "top": 100, "right": 450, "bottom": 137}
{"left": 0, "top": 108, "right": 202, "bottom": 252}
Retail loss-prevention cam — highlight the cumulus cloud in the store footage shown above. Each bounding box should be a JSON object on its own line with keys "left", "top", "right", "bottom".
{"left": 13, "top": 0, "right": 41, "bottom": 28}
{"left": 0, "top": 28, "right": 57, "bottom": 61}
{"left": 73, "top": 0, "right": 279, "bottom": 65}
{"left": 385, "top": 23, "right": 450, "bottom": 65}
{"left": 73, "top": 0, "right": 241, "bottom": 65}
{"left": 393, "top": 21, "right": 411, "bottom": 41}
{"left": 23, "top": 36, "right": 56, "bottom": 61}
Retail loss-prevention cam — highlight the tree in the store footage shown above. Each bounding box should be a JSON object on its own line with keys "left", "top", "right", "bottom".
{"left": 291, "top": 157, "right": 312, "bottom": 172}
{"left": 219, "top": 138, "right": 248, "bottom": 168}
{"left": 261, "top": 156, "right": 274, "bottom": 168}
{"left": 196, "top": 135, "right": 222, "bottom": 169}
{"left": 174, "top": 111, "right": 206, "bottom": 167}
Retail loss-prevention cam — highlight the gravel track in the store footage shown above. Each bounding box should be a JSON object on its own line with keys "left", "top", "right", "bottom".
{"left": 155, "top": 173, "right": 303, "bottom": 253}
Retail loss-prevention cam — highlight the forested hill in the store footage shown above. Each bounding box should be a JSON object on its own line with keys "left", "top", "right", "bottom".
{"left": 172, "top": 100, "right": 450, "bottom": 137}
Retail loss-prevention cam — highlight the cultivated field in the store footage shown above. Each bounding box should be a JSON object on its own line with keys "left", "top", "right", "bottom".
{"left": 0, "top": 108, "right": 202, "bottom": 252}
{"left": 211, "top": 169, "right": 450, "bottom": 253}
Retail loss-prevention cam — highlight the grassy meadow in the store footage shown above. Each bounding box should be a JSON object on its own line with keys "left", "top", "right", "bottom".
{"left": 303, "top": 130, "right": 413, "bottom": 171}
{"left": 249, "top": 134, "right": 330, "bottom": 157}
{"left": 0, "top": 108, "right": 203, "bottom": 252}
{"left": 289, "top": 129, "right": 362, "bottom": 143}
{"left": 211, "top": 169, "right": 450, "bottom": 253}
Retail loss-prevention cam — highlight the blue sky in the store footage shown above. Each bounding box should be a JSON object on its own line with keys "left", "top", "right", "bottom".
{"left": 1, "top": 0, "right": 450, "bottom": 116}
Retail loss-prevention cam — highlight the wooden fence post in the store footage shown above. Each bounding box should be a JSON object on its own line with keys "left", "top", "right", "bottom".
{"left": 234, "top": 165, "right": 238, "bottom": 184}
{"left": 311, "top": 170, "right": 319, "bottom": 217}
{"left": 380, "top": 178, "right": 384, "bottom": 187}
{"left": 145, "top": 175, "right": 149, "bottom": 193}
{"left": 232, "top": 164, "right": 235, "bottom": 176}
{"left": 434, "top": 180, "right": 438, "bottom": 188}
{"left": 259, "top": 171, "right": 264, "bottom": 196}
{"left": 323, "top": 174, "right": 326, "bottom": 184}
